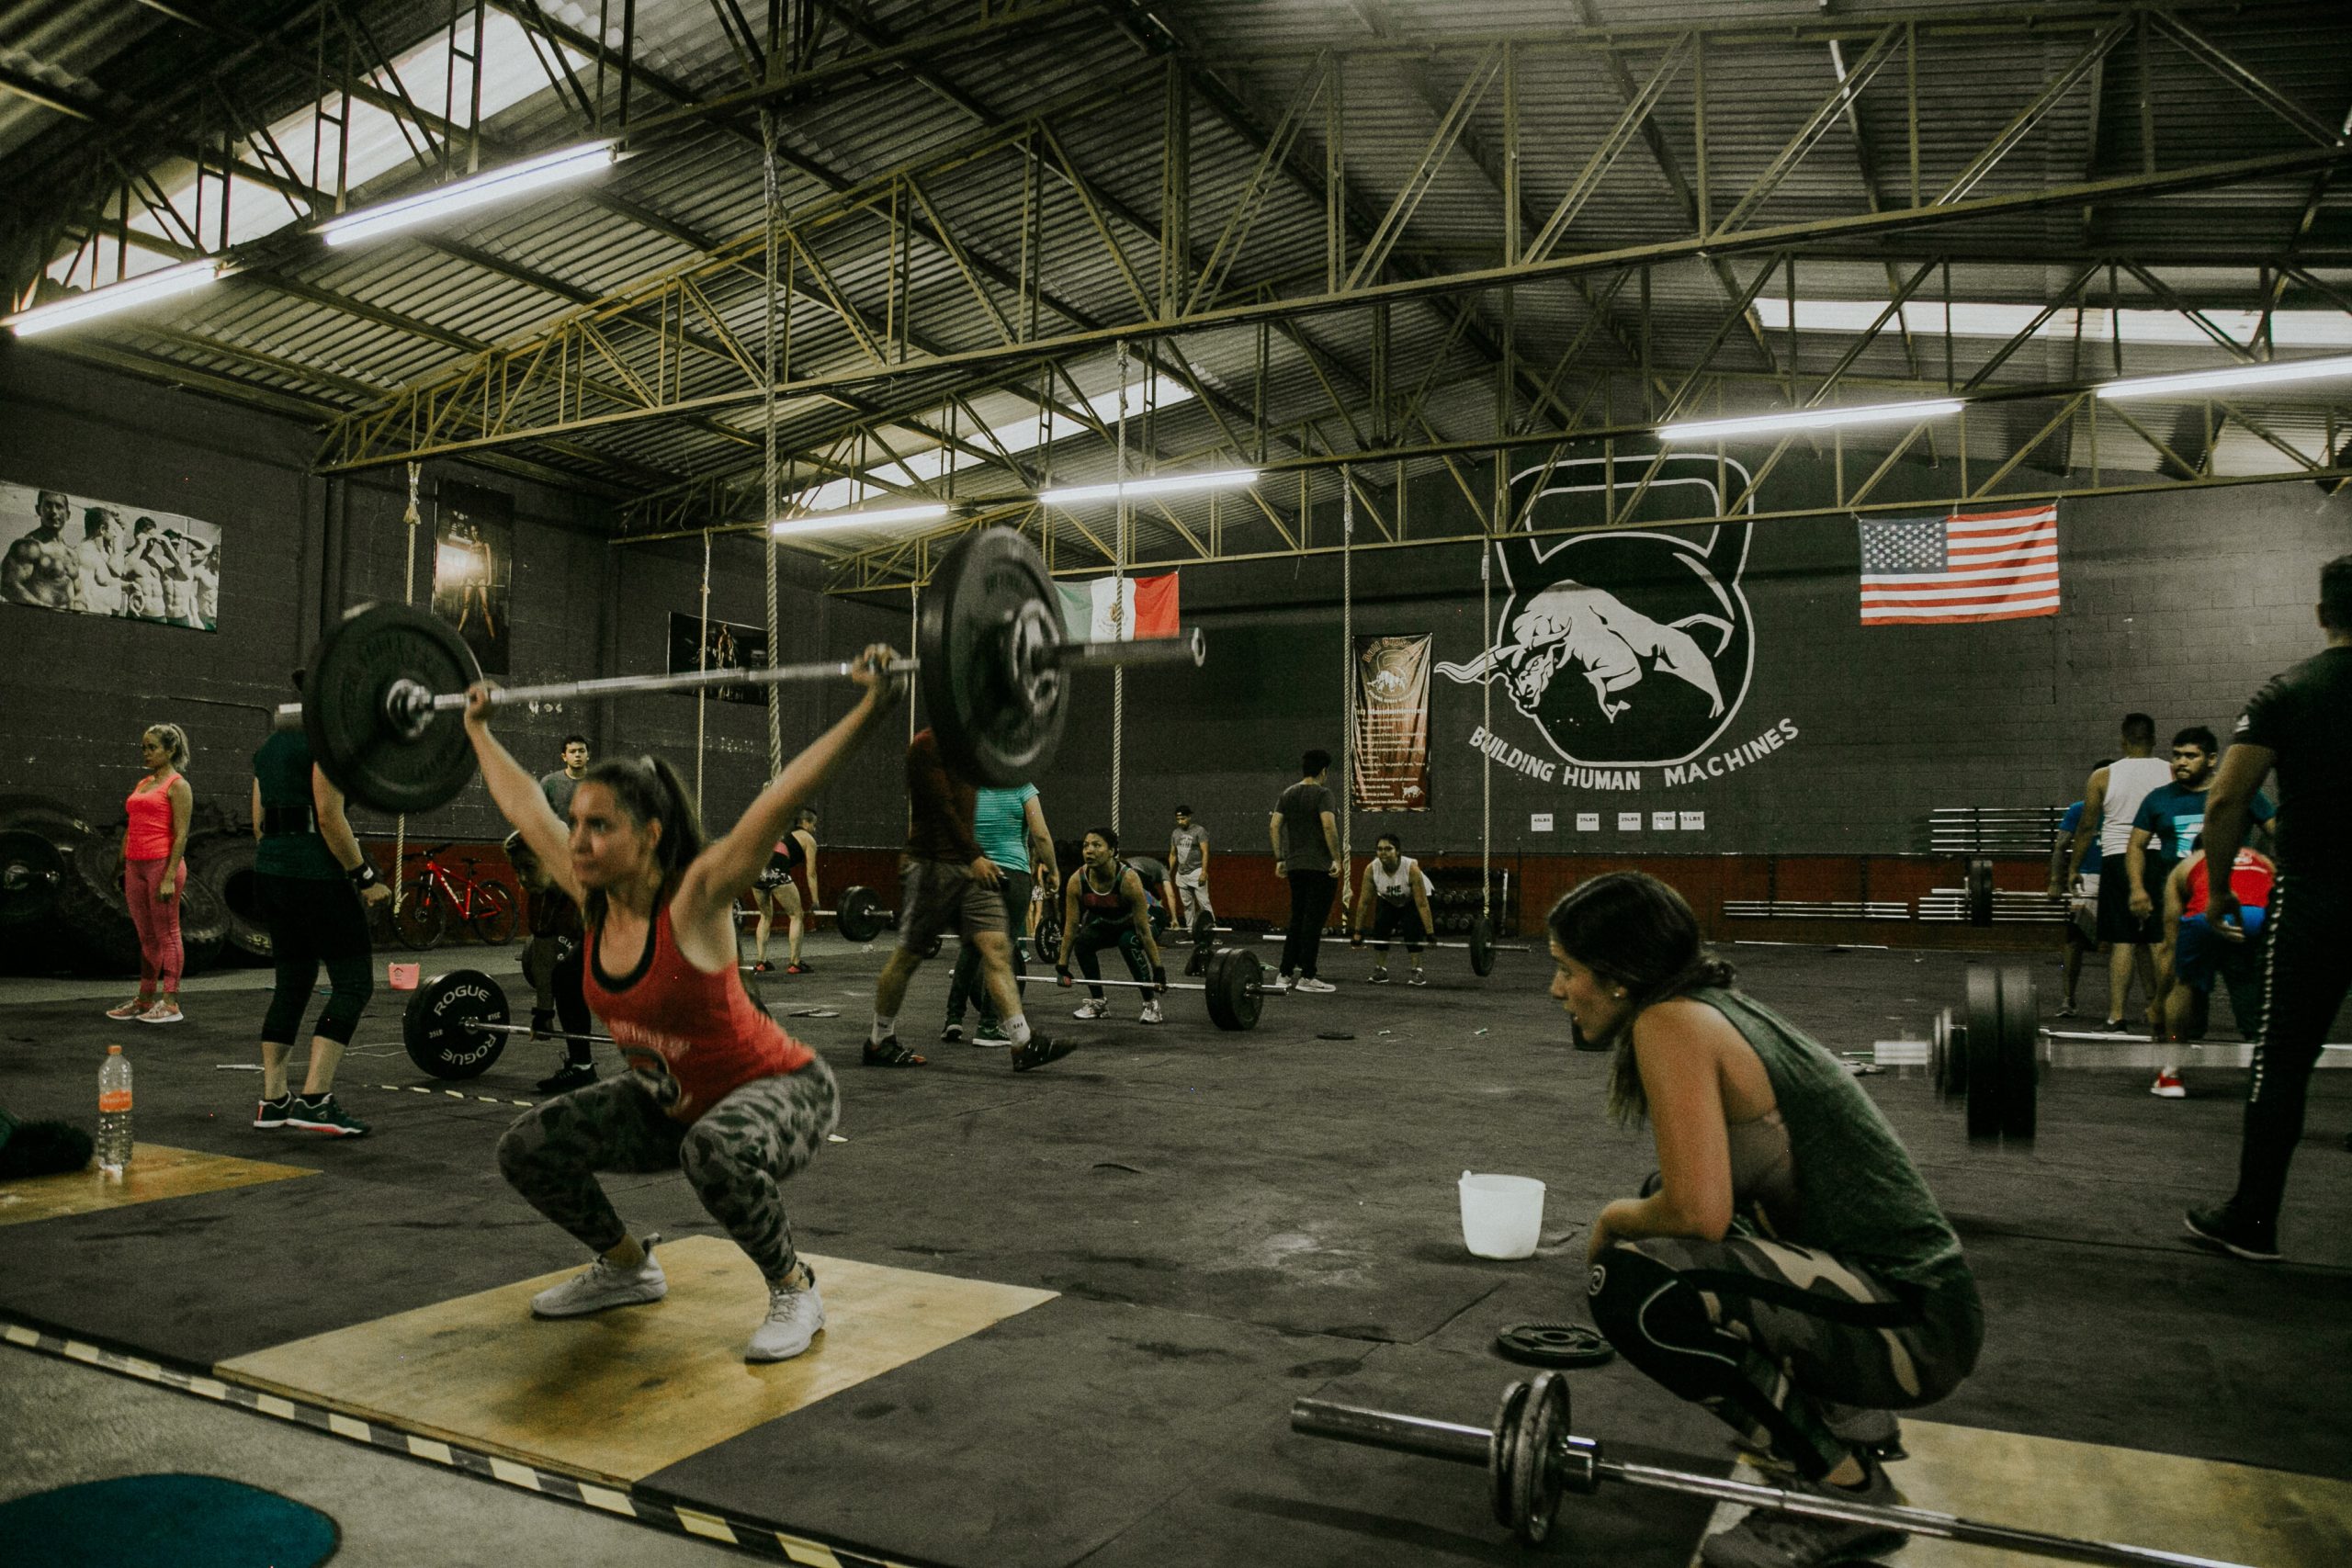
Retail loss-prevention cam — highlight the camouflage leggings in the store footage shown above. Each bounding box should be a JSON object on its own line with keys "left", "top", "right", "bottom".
{"left": 495, "top": 1059, "right": 839, "bottom": 1284}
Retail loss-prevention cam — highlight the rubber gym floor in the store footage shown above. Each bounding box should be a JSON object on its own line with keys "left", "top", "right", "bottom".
{"left": 2, "top": 938, "right": 2347, "bottom": 1568}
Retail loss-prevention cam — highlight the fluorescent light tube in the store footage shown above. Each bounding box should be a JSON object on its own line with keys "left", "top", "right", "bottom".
{"left": 6, "top": 259, "right": 223, "bottom": 337}
{"left": 1037, "top": 468, "right": 1261, "bottom": 506}
{"left": 319, "top": 141, "right": 619, "bottom": 247}
{"left": 772, "top": 502, "right": 952, "bottom": 534}
{"left": 1659, "top": 399, "right": 1965, "bottom": 443}
{"left": 2095, "top": 354, "right": 2352, "bottom": 400}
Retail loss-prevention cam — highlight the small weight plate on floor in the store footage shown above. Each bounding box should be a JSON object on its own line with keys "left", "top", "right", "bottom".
{"left": 305, "top": 602, "right": 481, "bottom": 815}
{"left": 402, "top": 968, "right": 509, "bottom": 1080}
{"left": 834, "top": 885, "right": 887, "bottom": 944}
{"left": 1494, "top": 1322, "right": 1614, "bottom": 1369}
{"left": 1469, "top": 914, "right": 1496, "bottom": 977}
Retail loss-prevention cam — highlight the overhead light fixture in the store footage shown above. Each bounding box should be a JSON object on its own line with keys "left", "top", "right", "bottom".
{"left": 1659, "top": 398, "right": 1965, "bottom": 444}
{"left": 6, "top": 258, "right": 225, "bottom": 338}
{"left": 772, "top": 502, "right": 952, "bottom": 535}
{"left": 318, "top": 141, "right": 621, "bottom": 248}
{"left": 2095, "top": 354, "right": 2352, "bottom": 400}
{"left": 1036, "top": 468, "right": 1261, "bottom": 506}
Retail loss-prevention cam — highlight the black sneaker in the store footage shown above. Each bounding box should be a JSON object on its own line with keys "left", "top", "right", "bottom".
{"left": 941, "top": 1020, "right": 965, "bottom": 1043}
{"left": 536, "top": 1063, "right": 597, "bottom": 1095}
{"left": 1011, "top": 1032, "right": 1077, "bottom": 1073}
{"left": 2184, "top": 1202, "right": 2280, "bottom": 1262}
{"left": 863, "top": 1034, "right": 928, "bottom": 1068}
{"left": 254, "top": 1094, "right": 292, "bottom": 1129}
{"left": 287, "top": 1094, "right": 369, "bottom": 1138}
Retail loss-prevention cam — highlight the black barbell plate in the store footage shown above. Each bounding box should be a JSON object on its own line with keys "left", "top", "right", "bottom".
{"left": 1488, "top": 1379, "right": 1529, "bottom": 1533}
{"left": 1494, "top": 1322, "right": 1614, "bottom": 1369}
{"left": 1963, "top": 966, "right": 2004, "bottom": 1141}
{"left": 0, "top": 827, "right": 66, "bottom": 930}
{"left": 835, "top": 886, "right": 888, "bottom": 944}
{"left": 1192, "top": 908, "right": 1216, "bottom": 955}
{"left": 1929, "top": 1009, "right": 1956, "bottom": 1100}
{"left": 1998, "top": 964, "right": 2039, "bottom": 1143}
{"left": 307, "top": 603, "right": 481, "bottom": 815}
{"left": 1967, "top": 858, "right": 1995, "bottom": 927}
{"left": 919, "top": 529, "right": 1067, "bottom": 788}
{"left": 402, "top": 968, "right": 509, "bottom": 1080}
{"left": 1469, "top": 914, "right": 1496, "bottom": 977}
{"left": 1204, "top": 946, "right": 1263, "bottom": 1032}
{"left": 1515, "top": 1371, "right": 1568, "bottom": 1546}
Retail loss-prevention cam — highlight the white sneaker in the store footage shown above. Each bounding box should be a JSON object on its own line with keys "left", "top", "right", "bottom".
{"left": 1074, "top": 998, "right": 1110, "bottom": 1020}
{"left": 1139, "top": 999, "right": 1164, "bottom": 1025}
{"left": 1294, "top": 976, "right": 1337, "bottom": 994}
{"left": 530, "top": 1235, "right": 666, "bottom": 1318}
{"left": 746, "top": 1265, "right": 825, "bottom": 1362}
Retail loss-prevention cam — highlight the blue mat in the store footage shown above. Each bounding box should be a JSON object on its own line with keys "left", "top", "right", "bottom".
{"left": 0, "top": 1472, "right": 337, "bottom": 1567}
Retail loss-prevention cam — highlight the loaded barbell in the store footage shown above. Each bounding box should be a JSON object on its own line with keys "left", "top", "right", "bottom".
{"left": 1224, "top": 913, "right": 1529, "bottom": 978}
{"left": 1292, "top": 1373, "right": 2251, "bottom": 1566}
{"left": 1027, "top": 947, "right": 1279, "bottom": 1032}
{"left": 280, "top": 530, "right": 1206, "bottom": 814}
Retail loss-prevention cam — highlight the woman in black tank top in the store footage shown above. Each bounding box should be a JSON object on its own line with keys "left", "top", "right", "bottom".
{"left": 752, "top": 808, "right": 819, "bottom": 974}
{"left": 1055, "top": 829, "right": 1166, "bottom": 1021}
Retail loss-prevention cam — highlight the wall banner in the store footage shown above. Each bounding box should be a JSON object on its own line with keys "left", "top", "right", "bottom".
{"left": 667, "top": 612, "right": 772, "bottom": 705}
{"left": 1353, "top": 633, "right": 1432, "bottom": 812}
{"left": 432, "top": 480, "right": 514, "bottom": 676}
{"left": 0, "top": 481, "right": 222, "bottom": 630}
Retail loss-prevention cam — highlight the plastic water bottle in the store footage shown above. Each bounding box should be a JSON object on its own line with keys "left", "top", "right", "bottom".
{"left": 97, "top": 1044, "right": 133, "bottom": 1174}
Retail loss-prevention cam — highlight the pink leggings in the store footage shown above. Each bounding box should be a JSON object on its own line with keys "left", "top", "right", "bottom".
{"left": 124, "top": 858, "right": 187, "bottom": 993}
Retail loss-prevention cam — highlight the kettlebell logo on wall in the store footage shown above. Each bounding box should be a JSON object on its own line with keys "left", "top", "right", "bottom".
{"left": 1439, "top": 452, "right": 1758, "bottom": 773}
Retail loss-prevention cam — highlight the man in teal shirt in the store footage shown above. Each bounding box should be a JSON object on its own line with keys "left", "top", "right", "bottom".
{"left": 944, "top": 784, "right": 1057, "bottom": 1047}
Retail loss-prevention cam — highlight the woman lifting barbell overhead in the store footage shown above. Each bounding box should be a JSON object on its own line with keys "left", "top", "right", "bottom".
{"left": 1350, "top": 832, "right": 1435, "bottom": 987}
{"left": 1552, "top": 872, "right": 1983, "bottom": 1568}
{"left": 463, "top": 644, "right": 901, "bottom": 1365}
{"left": 1057, "top": 828, "right": 1168, "bottom": 1023}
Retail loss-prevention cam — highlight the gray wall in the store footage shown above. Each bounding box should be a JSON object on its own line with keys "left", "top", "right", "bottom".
{"left": 1016, "top": 453, "right": 2348, "bottom": 857}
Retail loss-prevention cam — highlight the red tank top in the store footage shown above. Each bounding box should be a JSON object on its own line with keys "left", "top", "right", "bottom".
{"left": 2186, "top": 850, "right": 2275, "bottom": 918}
{"left": 124, "top": 773, "right": 180, "bottom": 860}
{"left": 584, "top": 902, "right": 813, "bottom": 1123}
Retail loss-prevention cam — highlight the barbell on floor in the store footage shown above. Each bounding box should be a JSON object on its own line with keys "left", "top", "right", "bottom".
{"left": 1219, "top": 914, "right": 1526, "bottom": 977}
{"left": 1292, "top": 1373, "right": 2250, "bottom": 1566}
{"left": 1023, "top": 946, "right": 1277, "bottom": 1031}
{"left": 279, "top": 530, "right": 1206, "bottom": 814}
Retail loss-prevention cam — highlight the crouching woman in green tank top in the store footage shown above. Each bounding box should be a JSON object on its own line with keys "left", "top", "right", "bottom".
{"left": 1553, "top": 873, "right": 1983, "bottom": 1568}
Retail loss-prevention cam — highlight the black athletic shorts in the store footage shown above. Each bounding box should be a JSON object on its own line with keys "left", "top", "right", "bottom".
{"left": 2096, "top": 863, "right": 2162, "bottom": 945}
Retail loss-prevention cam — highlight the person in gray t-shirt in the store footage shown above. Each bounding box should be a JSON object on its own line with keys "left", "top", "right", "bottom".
{"left": 539, "top": 734, "right": 589, "bottom": 823}
{"left": 1167, "top": 805, "right": 1214, "bottom": 931}
{"left": 1268, "top": 750, "right": 1343, "bottom": 989}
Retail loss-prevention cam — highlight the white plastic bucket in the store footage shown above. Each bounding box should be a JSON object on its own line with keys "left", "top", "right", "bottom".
{"left": 1459, "top": 1171, "right": 1545, "bottom": 1259}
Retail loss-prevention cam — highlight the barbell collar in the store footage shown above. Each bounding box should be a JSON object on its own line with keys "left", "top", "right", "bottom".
{"left": 271, "top": 629, "right": 1208, "bottom": 731}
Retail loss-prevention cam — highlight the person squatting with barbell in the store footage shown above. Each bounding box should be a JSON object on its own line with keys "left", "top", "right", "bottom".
{"left": 1349, "top": 831, "right": 1436, "bottom": 987}
{"left": 462, "top": 645, "right": 903, "bottom": 1364}
{"left": 1057, "top": 828, "right": 1168, "bottom": 1024}
{"left": 1549, "top": 872, "right": 1983, "bottom": 1568}
{"left": 865, "top": 728, "right": 1072, "bottom": 1073}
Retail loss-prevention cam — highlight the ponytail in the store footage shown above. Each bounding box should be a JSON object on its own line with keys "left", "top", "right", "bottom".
{"left": 1545, "top": 872, "right": 1737, "bottom": 1124}
{"left": 145, "top": 723, "right": 190, "bottom": 772}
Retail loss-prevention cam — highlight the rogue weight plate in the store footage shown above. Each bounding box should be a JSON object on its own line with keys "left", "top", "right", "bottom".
{"left": 835, "top": 886, "right": 888, "bottom": 944}
{"left": 1494, "top": 1322, "right": 1614, "bottom": 1369}
{"left": 403, "top": 968, "right": 509, "bottom": 1080}
{"left": 1204, "top": 946, "right": 1263, "bottom": 1032}
{"left": 0, "top": 828, "right": 66, "bottom": 929}
{"left": 1962, "top": 966, "right": 2004, "bottom": 1141}
{"left": 919, "top": 529, "right": 1067, "bottom": 788}
{"left": 1996, "top": 964, "right": 2039, "bottom": 1142}
{"left": 1469, "top": 914, "right": 1496, "bottom": 977}
{"left": 307, "top": 602, "right": 481, "bottom": 815}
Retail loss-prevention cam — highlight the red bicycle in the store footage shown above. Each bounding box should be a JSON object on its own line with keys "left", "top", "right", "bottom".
{"left": 394, "top": 843, "right": 518, "bottom": 950}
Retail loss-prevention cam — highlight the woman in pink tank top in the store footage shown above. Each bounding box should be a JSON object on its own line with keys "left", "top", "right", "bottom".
{"left": 108, "top": 723, "right": 194, "bottom": 1024}
{"left": 463, "top": 644, "right": 902, "bottom": 1365}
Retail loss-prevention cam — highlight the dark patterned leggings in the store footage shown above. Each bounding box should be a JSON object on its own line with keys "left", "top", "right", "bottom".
{"left": 1588, "top": 1235, "right": 1981, "bottom": 1481}
{"left": 495, "top": 1060, "right": 839, "bottom": 1284}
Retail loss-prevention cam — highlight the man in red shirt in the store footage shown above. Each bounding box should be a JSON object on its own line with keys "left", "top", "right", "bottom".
{"left": 2157, "top": 842, "right": 2275, "bottom": 1066}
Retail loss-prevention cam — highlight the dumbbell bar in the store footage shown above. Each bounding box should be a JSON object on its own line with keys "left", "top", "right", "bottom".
{"left": 279, "top": 531, "right": 1205, "bottom": 814}
{"left": 1293, "top": 1374, "right": 2249, "bottom": 1566}
{"left": 1023, "top": 947, "right": 1275, "bottom": 1031}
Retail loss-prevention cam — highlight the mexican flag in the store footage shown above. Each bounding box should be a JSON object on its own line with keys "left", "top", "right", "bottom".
{"left": 1056, "top": 572, "right": 1180, "bottom": 642}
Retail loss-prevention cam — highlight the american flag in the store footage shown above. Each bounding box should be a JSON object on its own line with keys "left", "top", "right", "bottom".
{"left": 1856, "top": 504, "right": 2060, "bottom": 625}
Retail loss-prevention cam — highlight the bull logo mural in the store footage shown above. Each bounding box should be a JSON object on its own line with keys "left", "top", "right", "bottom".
{"left": 1438, "top": 453, "right": 1755, "bottom": 768}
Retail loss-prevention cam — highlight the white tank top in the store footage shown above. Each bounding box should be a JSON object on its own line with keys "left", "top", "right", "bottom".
{"left": 1371, "top": 855, "right": 1432, "bottom": 905}
{"left": 2099, "top": 757, "right": 2175, "bottom": 857}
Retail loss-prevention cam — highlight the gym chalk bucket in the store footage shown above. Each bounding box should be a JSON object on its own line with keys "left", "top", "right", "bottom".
{"left": 1459, "top": 1171, "right": 1545, "bottom": 1259}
